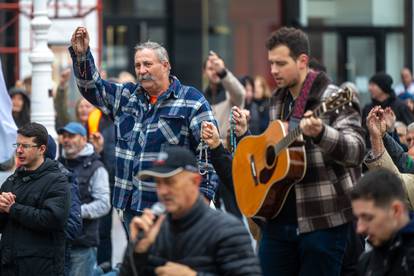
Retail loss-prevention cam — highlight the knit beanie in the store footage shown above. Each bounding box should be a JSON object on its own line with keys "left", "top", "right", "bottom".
{"left": 369, "top": 72, "right": 394, "bottom": 95}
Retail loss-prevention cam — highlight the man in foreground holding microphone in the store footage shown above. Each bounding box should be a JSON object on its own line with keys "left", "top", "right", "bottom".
{"left": 119, "top": 146, "right": 261, "bottom": 276}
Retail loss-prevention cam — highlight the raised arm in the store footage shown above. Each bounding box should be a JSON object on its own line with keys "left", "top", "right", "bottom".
{"left": 208, "top": 52, "right": 245, "bottom": 108}
{"left": 365, "top": 150, "right": 414, "bottom": 209}
{"left": 69, "top": 27, "right": 126, "bottom": 118}
{"left": 368, "top": 106, "right": 414, "bottom": 173}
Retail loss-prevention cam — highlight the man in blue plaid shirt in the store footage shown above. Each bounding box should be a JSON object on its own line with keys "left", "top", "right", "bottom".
{"left": 69, "top": 27, "right": 218, "bottom": 233}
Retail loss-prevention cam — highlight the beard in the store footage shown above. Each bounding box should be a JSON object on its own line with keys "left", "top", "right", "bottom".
{"left": 63, "top": 144, "right": 79, "bottom": 157}
{"left": 286, "top": 79, "right": 299, "bottom": 89}
{"left": 276, "top": 78, "right": 298, "bottom": 90}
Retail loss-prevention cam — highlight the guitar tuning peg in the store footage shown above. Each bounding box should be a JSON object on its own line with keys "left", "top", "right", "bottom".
{"left": 335, "top": 109, "right": 339, "bottom": 114}
{"left": 348, "top": 102, "right": 352, "bottom": 106}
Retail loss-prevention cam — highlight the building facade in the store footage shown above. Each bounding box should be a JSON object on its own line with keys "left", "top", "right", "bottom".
{"left": 0, "top": 0, "right": 412, "bottom": 105}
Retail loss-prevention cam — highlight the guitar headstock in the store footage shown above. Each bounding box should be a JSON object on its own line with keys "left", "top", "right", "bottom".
{"left": 321, "top": 86, "right": 354, "bottom": 115}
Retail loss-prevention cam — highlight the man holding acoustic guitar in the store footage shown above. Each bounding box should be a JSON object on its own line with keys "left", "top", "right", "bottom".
{"left": 232, "top": 27, "right": 366, "bottom": 275}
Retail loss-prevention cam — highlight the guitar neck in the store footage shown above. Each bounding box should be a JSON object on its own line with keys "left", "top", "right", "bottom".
{"left": 274, "top": 104, "right": 325, "bottom": 153}
{"left": 274, "top": 126, "right": 301, "bottom": 153}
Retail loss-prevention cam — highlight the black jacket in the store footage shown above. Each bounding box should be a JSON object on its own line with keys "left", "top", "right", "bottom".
{"left": 357, "top": 214, "right": 414, "bottom": 276}
{"left": 120, "top": 196, "right": 262, "bottom": 276}
{"left": 246, "top": 98, "right": 270, "bottom": 135}
{"left": 210, "top": 144, "right": 235, "bottom": 195}
{"left": 0, "top": 159, "right": 70, "bottom": 276}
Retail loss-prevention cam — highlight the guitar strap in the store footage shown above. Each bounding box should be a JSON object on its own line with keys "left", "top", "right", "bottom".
{"left": 288, "top": 70, "right": 319, "bottom": 131}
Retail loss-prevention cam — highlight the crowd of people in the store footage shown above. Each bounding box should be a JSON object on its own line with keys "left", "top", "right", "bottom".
{"left": 1, "top": 25, "right": 414, "bottom": 276}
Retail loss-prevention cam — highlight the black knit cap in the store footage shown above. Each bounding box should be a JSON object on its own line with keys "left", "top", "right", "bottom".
{"left": 369, "top": 72, "right": 394, "bottom": 95}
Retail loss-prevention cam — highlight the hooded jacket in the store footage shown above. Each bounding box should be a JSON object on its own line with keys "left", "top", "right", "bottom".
{"left": 9, "top": 88, "right": 30, "bottom": 128}
{"left": 0, "top": 159, "right": 70, "bottom": 276}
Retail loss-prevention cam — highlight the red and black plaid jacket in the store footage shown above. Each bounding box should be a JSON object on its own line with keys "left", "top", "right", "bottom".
{"left": 269, "top": 72, "right": 366, "bottom": 233}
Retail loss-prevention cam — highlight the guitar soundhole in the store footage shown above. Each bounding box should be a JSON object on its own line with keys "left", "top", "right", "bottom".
{"left": 266, "top": 146, "right": 276, "bottom": 167}
{"left": 259, "top": 146, "right": 278, "bottom": 184}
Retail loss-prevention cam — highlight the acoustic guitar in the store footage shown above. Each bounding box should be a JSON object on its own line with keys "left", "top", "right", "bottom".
{"left": 232, "top": 87, "right": 353, "bottom": 219}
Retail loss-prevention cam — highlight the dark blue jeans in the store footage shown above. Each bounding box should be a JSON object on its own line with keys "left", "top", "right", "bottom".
{"left": 258, "top": 222, "right": 350, "bottom": 276}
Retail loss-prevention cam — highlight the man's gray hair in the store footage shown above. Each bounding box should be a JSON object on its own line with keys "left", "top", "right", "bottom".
{"left": 134, "top": 41, "right": 170, "bottom": 63}
{"left": 407, "top": 122, "right": 414, "bottom": 133}
{"left": 395, "top": 121, "right": 407, "bottom": 130}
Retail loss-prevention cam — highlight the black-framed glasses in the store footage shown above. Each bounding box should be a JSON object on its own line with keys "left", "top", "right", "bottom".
{"left": 12, "top": 143, "right": 40, "bottom": 150}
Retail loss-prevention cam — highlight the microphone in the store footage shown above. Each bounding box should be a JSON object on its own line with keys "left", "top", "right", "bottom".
{"left": 132, "top": 202, "right": 166, "bottom": 245}
{"left": 127, "top": 202, "right": 167, "bottom": 276}
{"left": 151, "top": 202, "right": 167, "bottom": 217}
{"left": 128, "top": 202, "right": 166, "bottom": 276}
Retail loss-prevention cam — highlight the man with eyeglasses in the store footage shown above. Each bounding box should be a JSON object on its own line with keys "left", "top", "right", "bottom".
{"left": 0, "top": 122, "right": 71, "bottom": 275}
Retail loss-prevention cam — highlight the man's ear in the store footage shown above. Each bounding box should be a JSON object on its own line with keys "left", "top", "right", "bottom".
{"left": 38, "top": 145, "right": 47, "bottom": 156}
{"left": 162, "top": 61, "right": 171, "bottom": 73}
{"left": 192, "top": 173, "right": 202, "bottom": 187}
{"left": 297, "top": 54, "right": 309, "bottom": 70}
{"left": 391, "top": 200, "right": 406, "bottom": 218}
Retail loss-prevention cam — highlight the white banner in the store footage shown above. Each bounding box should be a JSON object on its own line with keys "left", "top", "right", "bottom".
{"left": 0, "top": 58, "right": 17, "bottom": 164}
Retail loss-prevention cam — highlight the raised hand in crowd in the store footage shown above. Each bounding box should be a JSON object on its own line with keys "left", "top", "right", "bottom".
{"left": 59, "top": 67, "right": 72, "bottom": 88}
{"left": 231, "top": 106, "right": 249, "bottom": 137}
{"left": 0, "top": 192, "right": 16, "bottom": 213}
{"left": 129, "top": 208, "right": 166, "bottom": 254}
{"left": 207, "top": 51, "right": 226, "bottom": 76}
{"left": 383, "top": 107, "right": 397, "bottom": 132}
{"left": 89, "top": 132, "right": 104, "bottom": 153}
{"left": 201, "top": 121, "right": 221, "bottom": 149}
{"left": 71, "top": 27, "right": 90, "bottom": 55}
{"left": 367, "top": 106, "right": 387, "bottom": 157}
{"left": 367, "top": 106, "right": 387, "bottom": 138}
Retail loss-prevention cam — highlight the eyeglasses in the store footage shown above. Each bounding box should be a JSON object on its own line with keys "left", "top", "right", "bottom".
{"left": 12, "top": 143, "right": 40, "bottom": 150}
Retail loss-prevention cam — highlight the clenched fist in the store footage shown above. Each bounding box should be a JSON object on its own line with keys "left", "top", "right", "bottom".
{"left": 71, "top": 27, "right": 90, "bottom": 55}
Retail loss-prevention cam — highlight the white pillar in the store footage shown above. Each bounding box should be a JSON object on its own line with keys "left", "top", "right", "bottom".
{"left": 29, "top": 0, "right": 56, "bottom": 137}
